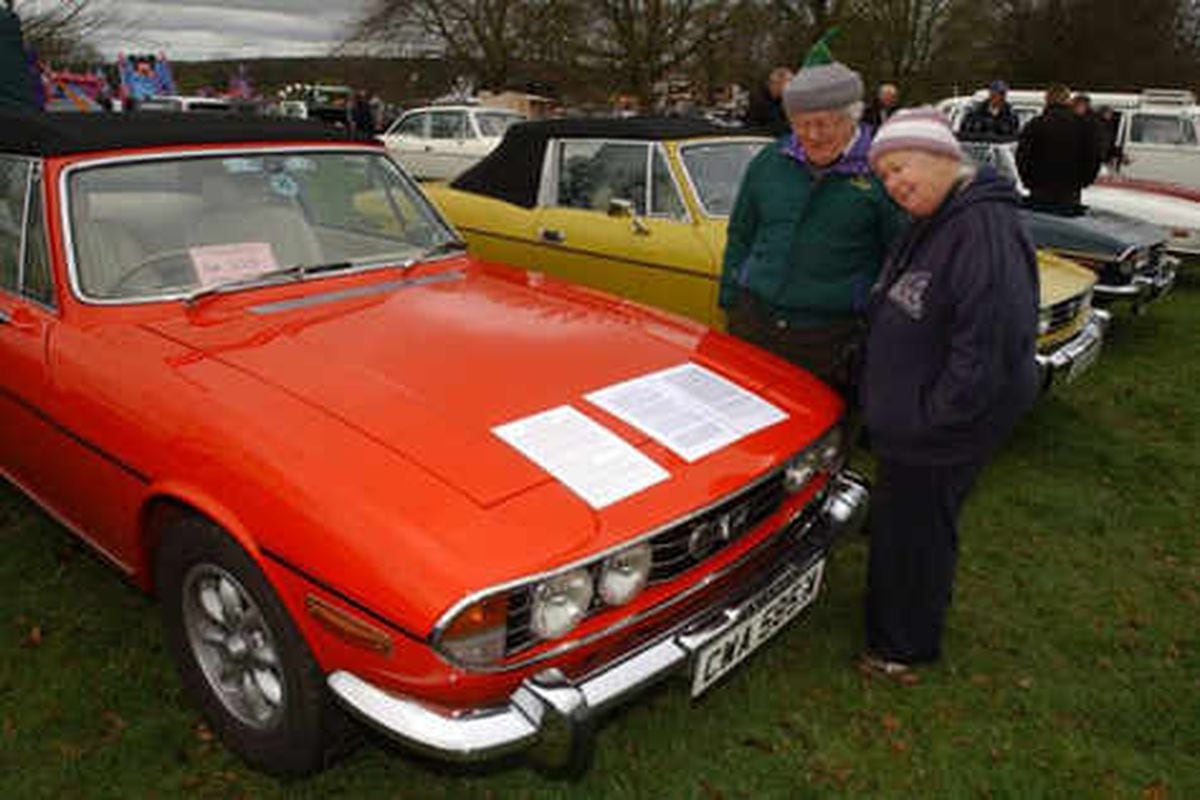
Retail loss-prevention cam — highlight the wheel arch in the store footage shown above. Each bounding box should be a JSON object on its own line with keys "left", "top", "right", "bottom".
{"left": 137, "top": 485, "right": 262, "bottom": 595}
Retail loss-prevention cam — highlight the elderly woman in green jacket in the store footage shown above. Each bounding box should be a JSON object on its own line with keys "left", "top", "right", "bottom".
{"left": 720, "top": 48, "right": 906, "bottom": 394}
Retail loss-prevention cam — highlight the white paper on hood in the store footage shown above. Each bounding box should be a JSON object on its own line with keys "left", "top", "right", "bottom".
{"left": 585, "top": 363, "right": 788, "bottom": 462}
{"left": 492, "top": 405, "right": 669, "bottom": 509}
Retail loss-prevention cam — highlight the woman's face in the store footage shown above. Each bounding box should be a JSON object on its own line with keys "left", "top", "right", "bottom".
{"left": 873, "top": 150, "right": 962, "bottom": 217}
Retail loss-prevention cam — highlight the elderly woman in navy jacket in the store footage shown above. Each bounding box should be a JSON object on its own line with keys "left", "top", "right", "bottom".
{"left": 858, "top": 108, "right": 1040, "bottom": 679}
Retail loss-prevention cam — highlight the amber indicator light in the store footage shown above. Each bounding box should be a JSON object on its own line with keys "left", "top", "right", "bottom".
{"left": 305, "top": 594, "right": 393, "bottom": 655}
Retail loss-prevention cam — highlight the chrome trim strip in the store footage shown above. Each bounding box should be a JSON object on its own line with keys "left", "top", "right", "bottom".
{"left": 55, "top": 144, "right": 454, "bottom": 307}
{"left": 17, "top": 158, "right": 31, "bottom": 290}
{"left": 246, "top": 269, "right": 465, "bottom": 314}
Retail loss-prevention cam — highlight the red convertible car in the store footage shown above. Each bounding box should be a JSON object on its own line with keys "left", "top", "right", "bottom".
{"left": 0, "top": 110, "right": 866, "bottom": 775}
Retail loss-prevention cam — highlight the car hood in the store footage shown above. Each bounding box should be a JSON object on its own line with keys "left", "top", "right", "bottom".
{"left": 1084, "top": 185, "right": 1200, "bottom": 230}
{"left": 1023, "top": 205, "right": 1167, "bottom": 257}
{"left": 143, "top": 260, "right": 832, "bottom": 511}
{"left": 1038, "top": 250, "right": 1096, "bottom": 306}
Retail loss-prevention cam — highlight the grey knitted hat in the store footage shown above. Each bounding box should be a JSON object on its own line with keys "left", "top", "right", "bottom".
{"left": 782, "top": 62, "right": 864, "bottom": 114}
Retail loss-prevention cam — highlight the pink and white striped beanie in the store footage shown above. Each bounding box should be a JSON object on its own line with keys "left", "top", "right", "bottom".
{"left": 868, "top": 106, "right": 963, "bottom": 168}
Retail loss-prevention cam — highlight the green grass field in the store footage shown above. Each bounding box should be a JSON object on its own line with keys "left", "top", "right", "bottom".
{"left": 2, "top": 279, "right": 1197, "bottom": 799}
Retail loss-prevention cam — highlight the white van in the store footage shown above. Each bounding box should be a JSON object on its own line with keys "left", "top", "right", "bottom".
{"left": 941, "top": 88, "right": 1200, "bottom": 190}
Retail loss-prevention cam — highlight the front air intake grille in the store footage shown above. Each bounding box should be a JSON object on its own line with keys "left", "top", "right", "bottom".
{"left": 1045, "top": 292, "right": 1089, "bottom": 336}
{"left": 501, "top": 471, "right": 788, "bottom": 657}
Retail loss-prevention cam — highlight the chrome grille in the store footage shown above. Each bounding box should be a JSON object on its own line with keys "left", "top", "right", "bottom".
{"left": 1141, "top": 244, "right": 1167, "bottom": 276}
{"left": 1045, "top": 292, "right": 1089, "bottom": 336}
{"left": 502, "top": 471, "right": 788, "bottom": 657}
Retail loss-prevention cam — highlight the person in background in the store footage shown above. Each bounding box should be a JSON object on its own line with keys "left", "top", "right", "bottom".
{"left": 721, "top": 35, "right": 906, "bottom": 397}
{"left": 1072, "top": 92, "right": 1110, "bottom": 174}
{"left": 1096, "top": 105, "right": 1123, "bottom": 170}
{"left": 860, "top": 107, "right": 1039, "bottom": 681}
{"left": 1017, "top": 83, "right": 1100, "bottom": 209}
{"left": 961, "top": 79, "right": 1021, "bottom": 137}
{"left": 864, "top": 82, "right": 899, "bottom": 129}
{"left": 350, "top": 90, "right": 375, "bottom": 135}
{"left": 744, "top": 66, "right": 793, "bottom": 136}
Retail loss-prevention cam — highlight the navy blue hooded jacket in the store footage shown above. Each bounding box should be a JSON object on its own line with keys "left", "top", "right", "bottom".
{"left": 860, "top": 167, "right": 1039, "bottom": 466}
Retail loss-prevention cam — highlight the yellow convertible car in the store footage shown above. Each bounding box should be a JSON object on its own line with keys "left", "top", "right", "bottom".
{"left": 425, "top": 118, "right": 1107, "bottom": 389}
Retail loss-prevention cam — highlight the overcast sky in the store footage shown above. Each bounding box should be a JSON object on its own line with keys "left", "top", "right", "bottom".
{"left": 21, "top": 0, "right": 375, "bottom": 61}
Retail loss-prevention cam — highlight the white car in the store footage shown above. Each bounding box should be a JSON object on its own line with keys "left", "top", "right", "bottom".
{"left": 1084, "top": 180, "right": 1200, "bottom": 255}
{"left": 941, "top": 88, "right": 1200, "bottom": 192}
{"left": 137, "top": 95, "right": 234, "bottom": 113}
{"left": 380, "top": 105, "right": 525, "bottom": 181}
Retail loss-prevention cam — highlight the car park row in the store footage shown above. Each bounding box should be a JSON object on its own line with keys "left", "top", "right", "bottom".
{"left": 0, "top": 107, "right": 1179, "bottom": 777}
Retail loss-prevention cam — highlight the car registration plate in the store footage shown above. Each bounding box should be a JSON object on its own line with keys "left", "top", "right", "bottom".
{"left": 1066, "top": 334, "right": 1101, "bottom": 383}
{"left": 690, "top": 558, "right": 825, "bottom": 697}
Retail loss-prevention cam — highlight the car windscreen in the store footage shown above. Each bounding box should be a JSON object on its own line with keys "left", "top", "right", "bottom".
{"left": 960, "top": 141, "right": 1023, "bottom": 187}
{"left": 476, "top": 112, "right": 524, "bottom": 138}
{"left": 679, "top": 140, "right": 770, "bottom": 216}
{"left": 67, "top": 150, "right": 456, "bottom": 302}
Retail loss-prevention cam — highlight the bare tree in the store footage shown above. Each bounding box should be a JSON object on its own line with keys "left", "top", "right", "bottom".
{"left": 348, "top": 0, "right": 558, "bottom": 90}
{"left": 14, "top": 0, "right": 121, "bottom": 65}
{"left": 586, "top": 0, "right": 734, "bottom": 104}
{"left": 844, "top": 0, "right": 955, "bottom": 83}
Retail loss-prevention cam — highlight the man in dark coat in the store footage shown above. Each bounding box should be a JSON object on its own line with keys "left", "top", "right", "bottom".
{"left": 743, "top": 66, "right": 792, "bottom": 136}
{"left": 861, "top": 107, "right": 1039, "bottom": 676}
{"left": 863, "top": 82, "right": 899, "bottom": 130}
{"left": 1017, "top": 84, "right": 1100, "bottom": 209}
{"left": 960, "top": 80, "right": 1020, "bottom": 138}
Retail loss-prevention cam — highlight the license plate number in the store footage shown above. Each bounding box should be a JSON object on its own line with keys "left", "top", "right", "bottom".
{"left": 690, "top": 559, "right": 825, "bottom": 697}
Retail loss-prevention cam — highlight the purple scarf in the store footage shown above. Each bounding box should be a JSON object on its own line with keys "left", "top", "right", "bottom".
{"left": 781, "top": 124, "right": 873, "bottom": 177}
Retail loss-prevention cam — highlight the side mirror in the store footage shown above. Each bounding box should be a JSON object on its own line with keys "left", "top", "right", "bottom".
{"left": 607, "top": 198, "right": 634, "bottom": 218}
{"left": 604, "top": 196, "right": 633, "bottom": 217}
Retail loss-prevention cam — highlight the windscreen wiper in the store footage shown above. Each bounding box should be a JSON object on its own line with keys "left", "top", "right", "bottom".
{"left": 184, "top": 261, "right": 353, "bottom": 305}
{"left": 400, "top": 239, "right": 467, "bottom": 270}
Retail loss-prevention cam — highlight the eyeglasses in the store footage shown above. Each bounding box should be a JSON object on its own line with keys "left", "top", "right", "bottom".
{"left": 792, "top": 114, "right": 847, "bottom": 137}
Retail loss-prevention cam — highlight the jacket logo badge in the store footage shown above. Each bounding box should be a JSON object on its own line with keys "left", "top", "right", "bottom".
{"left": 887, "top": 271, "right": 932, "bottom": 320}
{"left": 850, "top": 176, "right": 872, "bottom": 191}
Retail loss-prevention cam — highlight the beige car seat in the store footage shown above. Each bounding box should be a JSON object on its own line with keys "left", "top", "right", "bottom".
{"left": 71, "top": 191, "right": 146, "bottom": 297}
{"left": 188, "top": 173, "right": 322, "bottom": 269}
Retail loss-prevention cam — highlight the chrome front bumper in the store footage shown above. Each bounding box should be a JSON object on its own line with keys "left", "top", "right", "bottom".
{"left": 328, "top": 471, "right": 870, "bottom": 766}
{"left": 1095, "top": 255, "right": 1178, "bottom": 309}
{"left": 1036, "top": 308, "right": 1111, "bottom": 390}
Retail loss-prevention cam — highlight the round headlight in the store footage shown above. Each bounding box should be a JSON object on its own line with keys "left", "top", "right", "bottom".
{"left": 784, "top": 450, "right": 819, "bottom": 492}
{"left": 817, "top": 427, "right": 844, "bottom": 470}
{"left": 530, "top": 568, "right": 594, "bottom": 640}
{"left": 1037, "top": 308, "right": 1052, "bottom": 335}
{"left": 598, "top": 542, "right": 652, "bottom": 606}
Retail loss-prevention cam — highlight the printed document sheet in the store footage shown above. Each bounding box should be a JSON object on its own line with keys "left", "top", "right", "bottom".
{"left": 493, "top": 406, "right": 669, "bottom": 509}
{"left": 585, "top": 363, "right": 787, "bottom": 462}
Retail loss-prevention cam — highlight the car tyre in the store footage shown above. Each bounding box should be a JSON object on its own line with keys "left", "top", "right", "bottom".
{"left": 156, "top": 514, "right": 356, "bottom": 776}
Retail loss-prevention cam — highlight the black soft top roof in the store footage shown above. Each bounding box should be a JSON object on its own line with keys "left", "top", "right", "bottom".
{"left": 0, "top": 107, "right": 373, "bottom": 157}
{"left": 452, "top": 116, "right": 757, "bottom": 208}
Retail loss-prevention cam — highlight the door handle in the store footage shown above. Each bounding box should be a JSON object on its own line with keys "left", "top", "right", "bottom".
{"left": 0, "top": 306, "right": 36, "bottom": 331}
{"left": 539, "top": 228, "right": 565, "bottom": 244}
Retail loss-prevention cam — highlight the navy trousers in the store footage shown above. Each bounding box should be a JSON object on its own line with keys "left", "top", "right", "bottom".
{"left": 865, "top": 457, "right": 984, "bottom": 664}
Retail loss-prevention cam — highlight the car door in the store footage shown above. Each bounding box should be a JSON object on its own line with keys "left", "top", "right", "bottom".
{"left": 426, "top": 109, "right": 473, "bottom": 180}
{"left": 530, "top": 139, "right": 720, "bottom": 325}
{"left": 382, "top": 111, "right": 432, "bottom": 178}
{"left": 1121, "top": 111, "right": 1200, "bottom": 187}
{"left": 0, "top": 157, "right": 71, "bottom": 519}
